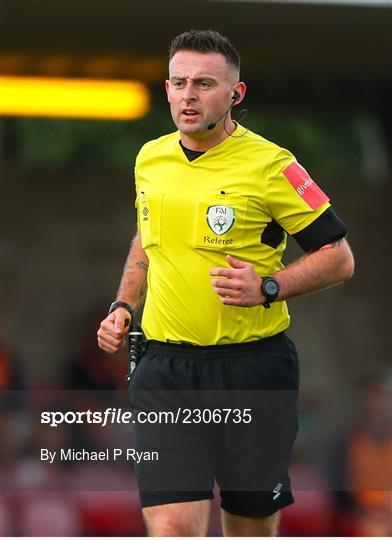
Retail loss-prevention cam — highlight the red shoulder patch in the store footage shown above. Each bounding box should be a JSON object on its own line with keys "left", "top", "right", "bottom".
{"left": 283, "top": 162, "right": 329, "bottom": 210}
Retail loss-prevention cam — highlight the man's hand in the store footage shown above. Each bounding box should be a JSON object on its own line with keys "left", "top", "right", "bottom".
{"left": 97, "top": 307, "right": 131, "bottom": 353}
{"left": 210, "top": 255, "right": 264, "bottom": 306}
{"left": 97, "top": 232, "right": 148, "bottom": 354}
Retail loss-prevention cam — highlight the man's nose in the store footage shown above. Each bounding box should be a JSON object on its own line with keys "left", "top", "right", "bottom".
{"left": 182, "top": 83, "right": 197, "bottom": 101}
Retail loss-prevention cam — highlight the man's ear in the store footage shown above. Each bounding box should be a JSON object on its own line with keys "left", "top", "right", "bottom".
{"left": 232, "top": 82, "right": 247, "bottom": 105}
{"left": 165, "top": 80, "right": 170, "bottom": 103}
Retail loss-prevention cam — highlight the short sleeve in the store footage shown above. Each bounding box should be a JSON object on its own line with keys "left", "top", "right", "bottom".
{"left": 265, "top": 148, "right": 330, "bottom": 235}
{"left": 134, "top": 149, "right": 143, "bottom": 231}
{"left": 133, "top": 137, "right": 156, "bottom": 215}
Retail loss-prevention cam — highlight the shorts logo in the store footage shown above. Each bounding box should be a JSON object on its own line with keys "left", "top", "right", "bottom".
{"left": 272, "top": 483, "right": 282, "bottom": 500}
{"left": 206, "top": 206, "right": 235, "bottom": 235}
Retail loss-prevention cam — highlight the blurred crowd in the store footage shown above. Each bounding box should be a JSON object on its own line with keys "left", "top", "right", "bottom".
{"left": 1, "top": 322, "right": 391, "bottom": 537}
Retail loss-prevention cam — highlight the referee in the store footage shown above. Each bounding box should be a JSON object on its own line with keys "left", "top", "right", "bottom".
{"left": 98, "top": 30, "right": 354, "bottom": 537}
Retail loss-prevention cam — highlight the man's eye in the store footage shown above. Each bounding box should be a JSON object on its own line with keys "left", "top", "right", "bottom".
{"left": 199, "top": 81, "right": 211, "bottom": 87}
{"left": 173, "top": 81, "right": 184, "bottom": 87}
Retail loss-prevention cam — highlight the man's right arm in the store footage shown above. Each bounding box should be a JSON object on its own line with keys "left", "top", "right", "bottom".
{"left": 97, "top": 232, "right": 148, "bottom": 353}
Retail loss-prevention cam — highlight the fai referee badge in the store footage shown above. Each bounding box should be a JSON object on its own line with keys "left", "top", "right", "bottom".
{"left": 206, "top": 205, "right": 235, "bottom": 235}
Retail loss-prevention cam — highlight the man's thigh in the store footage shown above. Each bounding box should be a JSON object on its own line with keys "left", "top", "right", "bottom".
{"left": 214, "top": 388, "right": 298, "bottom": 493}
{"left": 212, "top": 334, "right": 299, "bottom": 516}
{"left": 128, "top": 347, "right": 215, "bottom": 502}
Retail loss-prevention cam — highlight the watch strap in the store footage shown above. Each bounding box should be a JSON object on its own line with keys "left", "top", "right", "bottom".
{"left": 108, "top": 301, "right": 135, "bottom": 319}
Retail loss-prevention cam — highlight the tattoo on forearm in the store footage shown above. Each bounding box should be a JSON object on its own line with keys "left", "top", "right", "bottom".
{"left": 116, "top": 233, "right": 149, "bottom": 305}
{"left": 138, "top": 280, "right": 147, "bottom": 299}
{"left": 136, "top": 260, "right": 149, "bottom": 271}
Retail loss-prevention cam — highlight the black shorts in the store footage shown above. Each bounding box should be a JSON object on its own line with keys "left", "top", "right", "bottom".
{"left": 128, "top": 332, "right": 299, "bottom": 518}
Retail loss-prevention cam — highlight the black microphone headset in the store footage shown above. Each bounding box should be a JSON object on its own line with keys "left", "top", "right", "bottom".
{"left": 207, "top": 90, "right": 241, "bottom": 130}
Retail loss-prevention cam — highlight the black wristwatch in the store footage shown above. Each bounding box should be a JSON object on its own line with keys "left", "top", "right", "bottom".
{"left": 108, "top": 301, "right": 135, "bottom": 320}
{"left": 261, "top": 276, "right": 280, "bottom": 309}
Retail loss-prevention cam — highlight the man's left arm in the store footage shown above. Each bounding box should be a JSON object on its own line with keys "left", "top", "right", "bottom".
{"left": 210, "top": 238, "right": 354, "bottom": 307}
{"left": 211, "top": 152, "right": 355, "bottom": 306}
{"left": 274, "top": 237, "right": 354, "bottom": 301}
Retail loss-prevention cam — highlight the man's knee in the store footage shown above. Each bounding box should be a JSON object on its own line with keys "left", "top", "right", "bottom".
{"left": 221, "top": 509, "right": 280, "bottom": 537}
{"left": 142, "top": 499, "right": 211, "bottom": 536}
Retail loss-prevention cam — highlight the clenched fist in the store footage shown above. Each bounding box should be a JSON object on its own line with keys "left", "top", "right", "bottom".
{"left": 97, "top": 307, "right": 131, "bottom": 353}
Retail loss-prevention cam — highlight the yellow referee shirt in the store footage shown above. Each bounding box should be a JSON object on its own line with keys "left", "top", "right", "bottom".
{"left": 134, "top": 124, "right": 330, "bottom": 345}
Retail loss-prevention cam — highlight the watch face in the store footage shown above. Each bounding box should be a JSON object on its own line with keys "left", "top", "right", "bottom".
{"left": 264, "top": 280, "right": 278, "bottom": 296}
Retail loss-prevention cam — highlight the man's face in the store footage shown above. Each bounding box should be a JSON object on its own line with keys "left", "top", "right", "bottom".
{"left": 165, "top": 50, "right": 238, "bottom": 137}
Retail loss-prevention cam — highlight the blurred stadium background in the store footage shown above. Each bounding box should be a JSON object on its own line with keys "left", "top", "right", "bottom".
{"left": 1, "top": 0, "right": 391, "bottom": 536}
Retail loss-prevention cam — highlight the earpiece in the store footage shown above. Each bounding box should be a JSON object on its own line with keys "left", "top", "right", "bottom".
{"left": 207, "top": 91, "right": 242, "bottom": 130}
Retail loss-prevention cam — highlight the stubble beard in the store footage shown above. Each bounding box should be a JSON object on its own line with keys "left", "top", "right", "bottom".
{"left": 175, "top": 117, "right": 211, "bottom": 138}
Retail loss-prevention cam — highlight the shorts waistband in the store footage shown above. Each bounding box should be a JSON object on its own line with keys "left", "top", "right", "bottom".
{"left": 146, "top": 332, "right": 286, "bottom": 360}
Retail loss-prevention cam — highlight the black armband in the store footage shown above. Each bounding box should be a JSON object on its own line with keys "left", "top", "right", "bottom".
{"left": 292, "top": 207, "right": 347, "bottom": 252}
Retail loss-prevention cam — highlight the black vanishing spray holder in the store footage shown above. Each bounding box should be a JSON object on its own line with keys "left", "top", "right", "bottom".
{"left": 126, "top": 322, "right": 146, "bottom": 382}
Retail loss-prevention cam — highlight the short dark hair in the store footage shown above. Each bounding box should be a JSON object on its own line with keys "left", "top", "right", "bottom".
{"left": 169, "top": 30, "right": 240, "bottom": 74}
